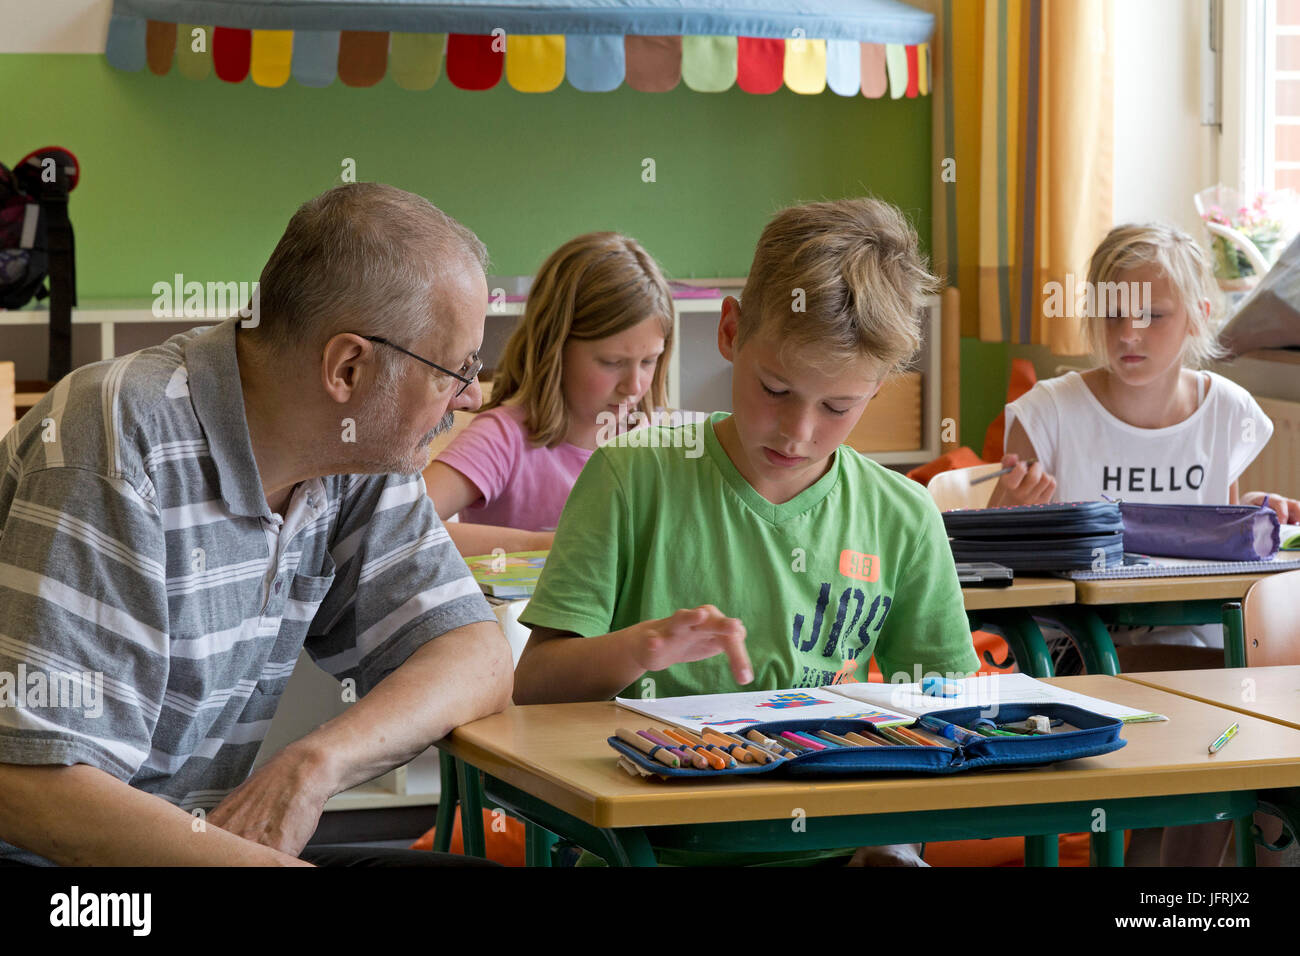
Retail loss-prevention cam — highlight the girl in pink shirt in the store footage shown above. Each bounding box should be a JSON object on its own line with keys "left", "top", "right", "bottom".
{"left": 425, "top": 232, "right": 674, "bottom": 556}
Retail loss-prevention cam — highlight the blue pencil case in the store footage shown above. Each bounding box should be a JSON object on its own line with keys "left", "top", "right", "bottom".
{"left": 608, "top": 703, "right": 1126, "bottom": 779}
{"left": 942, "top": 501, "right": 1124, "bottom": 572}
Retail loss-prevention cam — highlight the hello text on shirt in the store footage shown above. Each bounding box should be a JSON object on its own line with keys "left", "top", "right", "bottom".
{"left": 1101, "top": 464, "right": 1206, "bottom": 493}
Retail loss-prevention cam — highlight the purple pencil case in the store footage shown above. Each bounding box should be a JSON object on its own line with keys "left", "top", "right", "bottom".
{"left": 1118, "top": 502, "right": 1279, "bottom": 561}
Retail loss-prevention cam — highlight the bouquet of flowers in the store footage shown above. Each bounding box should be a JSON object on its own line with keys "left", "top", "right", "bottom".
{"left": 1195, "top": 185, "right": 1299, "bottom": 282}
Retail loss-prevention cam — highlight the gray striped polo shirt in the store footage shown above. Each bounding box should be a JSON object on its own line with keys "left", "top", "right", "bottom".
{"left": 0, "top": 319, "right": 495, "bottom": 863}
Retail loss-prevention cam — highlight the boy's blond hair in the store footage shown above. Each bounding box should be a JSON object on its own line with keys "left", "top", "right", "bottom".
{"left": 1085, "top": 223, "right": 1225, "bottom": 369}
{"left": 737, "top": 198, "right": 939, "bottom": 375}
{"left": 484, "top": 232, "right": 674, "bottom": 448}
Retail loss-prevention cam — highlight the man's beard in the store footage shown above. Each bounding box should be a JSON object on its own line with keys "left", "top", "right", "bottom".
{"left": 351, "top": 374, "right": 456, "bottom": 475}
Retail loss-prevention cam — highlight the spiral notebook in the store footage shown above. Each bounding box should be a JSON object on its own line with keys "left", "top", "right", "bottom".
{"left": 1066, "top": 546, "right": 1300, "bottom": 581}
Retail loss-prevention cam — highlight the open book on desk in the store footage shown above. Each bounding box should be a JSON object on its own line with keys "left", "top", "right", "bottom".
{"left": 615, "top": 673, "right": 1164, "bottom": 731}
{"left": 1064, "top": 546, "right": 1300, "bottom": 581}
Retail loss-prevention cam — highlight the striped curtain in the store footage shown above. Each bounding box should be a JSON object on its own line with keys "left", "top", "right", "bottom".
{"left": 929, "top": 0, "right": 1113, "bottom": 353}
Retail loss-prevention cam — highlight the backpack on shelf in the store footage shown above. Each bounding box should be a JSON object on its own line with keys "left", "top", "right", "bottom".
{"left": 0, "top": 147, "right": 80, "bottom": 381}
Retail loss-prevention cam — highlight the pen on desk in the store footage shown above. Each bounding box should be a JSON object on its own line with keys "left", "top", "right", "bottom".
{"left": 1208, "top": 722, "right": 1239, "bottom": 754}
{"left": 969, "top": 459, "right": 1039, "bottom": 486}
{"left": 917, "top": 715, "right": 986, "bottom": 746}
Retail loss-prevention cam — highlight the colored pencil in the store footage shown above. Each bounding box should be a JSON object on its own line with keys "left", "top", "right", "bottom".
{"left": 816, "top": 730, "right": 860, "bottom": 747}
{"left": 662, "top": 728, "right": 729, "bottom": 769}
{"left": 843, "top": 731, "right": 884, "bottom": 747}
{"left": 617, "top": 727, "right": 680, "bottom": 767}
{"left": 673, "top": 727, "right": 738, "bottom": 765}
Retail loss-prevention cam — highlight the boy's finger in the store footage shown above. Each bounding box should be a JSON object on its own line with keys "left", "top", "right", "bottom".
{"left": 716, "top": 630, "right": 753, "bottom": 685}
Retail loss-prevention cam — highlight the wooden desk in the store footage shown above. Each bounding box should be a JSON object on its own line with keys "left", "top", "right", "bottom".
{"left": 441, "top": 675, "right": 1300, "bottom": 866}
{"left": 962, "top": 576, "right": 1074, "bottom": 611}
{"left": 1050, "top": 573, "right": 1283, "bottom": 674}
{"left": 962, "top": 577, "right": 1075, "bottom": 676}
{"left": 1073, "top": 574, "right": 1271, "bottom": 606}
{"left": 1120, "top": 665, "right": 1300, "bottom": 732}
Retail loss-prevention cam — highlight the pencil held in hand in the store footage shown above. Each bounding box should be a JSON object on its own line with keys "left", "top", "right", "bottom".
{"left": 970, "top": 459, "right": 1038, "bottom": 485}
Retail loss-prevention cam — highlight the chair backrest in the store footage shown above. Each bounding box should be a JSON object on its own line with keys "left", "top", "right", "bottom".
{"left": 926, "top": 463, "right": 1003, "bottom": 512}
{"left": 1242, "top": 567, "right": 1300, "bottom": 666}
{"left": 0, "top": 361, "right": 13, "bottom": 436}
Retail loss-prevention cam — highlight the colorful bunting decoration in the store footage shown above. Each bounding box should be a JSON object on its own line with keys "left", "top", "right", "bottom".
{"left": 105, "top": 20, "right": 932, "bottom": 97}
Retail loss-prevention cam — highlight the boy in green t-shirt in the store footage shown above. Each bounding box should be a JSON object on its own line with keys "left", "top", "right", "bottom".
{"left": 515, "top": 198, "right": 979, "bottom": 866}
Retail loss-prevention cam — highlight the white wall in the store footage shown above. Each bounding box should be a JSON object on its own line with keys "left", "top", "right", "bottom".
{"left": 1112, "top": 0, "right": 1219, "bottom": 237}
{"left": 0, "top": 0, "right": 112, "bottom": 53}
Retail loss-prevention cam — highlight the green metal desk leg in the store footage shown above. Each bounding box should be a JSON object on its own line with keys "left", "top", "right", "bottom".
{"left": 1090, "top": 828, "right": 1126, "bottom": 866}
{"left": 1024, "top": 834, "right": 1059, "bottom": 866}
{"left": 526, "top": 823, "right": 558, "bottom": 868}
{"left": 1222, "top": 601, "right": 1246, "bottom": 669}
{"left": 1233, "top": 816, "right": 1257, "bottom": 867}
{"left": 1048, "top": 607, "right": 1120, "bottom": 675}
{"left": 456, "top": 759, "right": 487, "bottom": 858}
{"left": 432, "top": 749, "right": 459, "bottom": 853}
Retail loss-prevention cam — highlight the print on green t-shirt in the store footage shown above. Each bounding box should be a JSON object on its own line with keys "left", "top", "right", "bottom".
{"left": 520, "top": 412, "right": 978, "bottom": 701}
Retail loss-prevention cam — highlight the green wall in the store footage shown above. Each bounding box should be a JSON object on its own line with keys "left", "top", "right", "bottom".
{"left": 2, "top": 54, "right": 930, "bottom": 292}
{"left": 1, "top": 52, "right": 1001, "bottom": 444}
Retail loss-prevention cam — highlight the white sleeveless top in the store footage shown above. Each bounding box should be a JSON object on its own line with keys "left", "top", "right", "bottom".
{"left": 1005, "top": 371, "right": 1273, "bottom": 504}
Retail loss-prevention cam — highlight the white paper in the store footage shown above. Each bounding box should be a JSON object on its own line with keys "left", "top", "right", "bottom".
{"left": 826, "top": 673, "right": 1166, "bottom": 723}
{"left": 614, "top": 688, "right": 914, "bottom": 733}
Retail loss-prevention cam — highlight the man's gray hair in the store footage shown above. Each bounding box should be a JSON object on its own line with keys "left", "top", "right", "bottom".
{"left": 251, "top": 183, "right": 488, "bottom": 358}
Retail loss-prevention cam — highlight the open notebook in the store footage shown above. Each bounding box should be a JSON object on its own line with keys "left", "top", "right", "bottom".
{"left": 615, "top": 673, "right": 1164, "bottom": 732}
{"left": 1065, "top": 538, "right": 1300, "bottom": 581}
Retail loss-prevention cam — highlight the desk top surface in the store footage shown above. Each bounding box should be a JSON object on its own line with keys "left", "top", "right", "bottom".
{"left": 1121, "top": 665, "right": 1300, "bottom": 731}
{"left": 1072, "top": 573, "right": 1274, "bottom": 605}
{"left": 443, "top": 675, "right": 1300, "bottom": 828}
{"left": 961, "top": 576, "right": 1074, "bottom": 610}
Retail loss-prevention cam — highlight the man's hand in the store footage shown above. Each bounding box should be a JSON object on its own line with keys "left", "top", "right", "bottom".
{"left": 633, "top": 605, "right": 752, "bottom": 685}
{"left": 986, "top": 453, "right": 1056, "bottom": 507}
{"left": 207, "top": 742, "right": 338, "bottom": 858}
{"left": 1241, "top": 490, "right": 1300, "bottom": 524}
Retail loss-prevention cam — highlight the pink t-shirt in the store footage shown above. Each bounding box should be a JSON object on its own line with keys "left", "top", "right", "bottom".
{"left": 435, "top": 404, "right": 593, "bottom": 532}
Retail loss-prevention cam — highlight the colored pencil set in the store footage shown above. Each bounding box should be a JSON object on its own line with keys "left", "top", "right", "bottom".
{"left": 614, "top": 726, "right": 798, "bottom": 769}
{"left": 614, "top": 714, "right": 1061, "bottom": 775}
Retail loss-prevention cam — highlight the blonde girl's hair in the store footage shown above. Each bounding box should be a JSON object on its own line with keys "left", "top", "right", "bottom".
{"left": 484, "top": 232, "right": 674, "bottom": 447}
{"left": 1085, "top": 223, "right": 1225, "bottom": 369}
{"left": 737, "top": 197, "right": 939, "bottom": 376}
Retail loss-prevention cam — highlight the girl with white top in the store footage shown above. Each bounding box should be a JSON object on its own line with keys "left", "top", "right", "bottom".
{"left": 990, "top": 222, "right": 1298, "bottom": 521}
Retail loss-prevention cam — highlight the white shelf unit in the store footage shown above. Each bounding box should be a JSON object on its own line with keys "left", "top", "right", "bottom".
{"left": 5, "top": 293, "right": 944, "bottom": 466}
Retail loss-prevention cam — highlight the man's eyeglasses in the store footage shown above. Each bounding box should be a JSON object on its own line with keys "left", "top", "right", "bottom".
{"left": 362, "top": 335, "right": 481, "bottom": 397}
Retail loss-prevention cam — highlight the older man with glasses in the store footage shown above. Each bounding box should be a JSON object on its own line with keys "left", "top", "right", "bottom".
{"left": 0, "top": 183, "right": 512, "bottom": 866}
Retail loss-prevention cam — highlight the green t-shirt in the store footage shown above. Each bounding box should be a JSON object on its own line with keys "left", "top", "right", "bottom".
{"left": 521, "top": 412, "right": 978, "bottom": 697}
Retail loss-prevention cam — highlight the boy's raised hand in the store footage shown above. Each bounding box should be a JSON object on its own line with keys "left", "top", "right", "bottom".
{"left": 634, "top": 605, "right": 753, "bottom": 685}
{"left": 987, "top": 453, "right": 1056, "bottom": 507}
